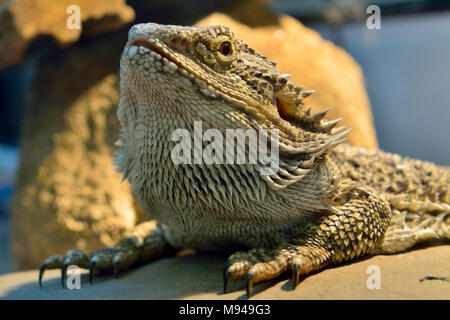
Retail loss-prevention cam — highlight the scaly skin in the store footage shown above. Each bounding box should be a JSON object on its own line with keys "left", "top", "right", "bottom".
{"left": 39, "top": 23, "right": 449, "bottom": 297}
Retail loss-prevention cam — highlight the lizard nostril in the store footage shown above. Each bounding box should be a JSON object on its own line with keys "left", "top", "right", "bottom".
{"left": 169, "top": 37, "right": 188, "bottom": 51}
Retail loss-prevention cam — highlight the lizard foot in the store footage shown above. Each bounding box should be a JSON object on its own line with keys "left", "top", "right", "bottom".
{"left": 223, "top": 244, "right": 330, "bottom": 298}
{"left": 39, "top": 221, "right": 175, "bottom": 288}
{"left": 224, "top": 183, "right": 392, "bottom": 298}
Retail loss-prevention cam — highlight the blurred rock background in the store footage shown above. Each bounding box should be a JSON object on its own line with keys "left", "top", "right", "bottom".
{"left": 0, "top": 0, "right": 449, "bottom": 274}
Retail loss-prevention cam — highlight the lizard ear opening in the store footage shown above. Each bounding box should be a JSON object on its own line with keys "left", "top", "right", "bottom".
{"left": 276, "top": 91, "right": 343, "bottom": 135}
{"left": 276, "top": 96, "right": 299, "bottom": 121}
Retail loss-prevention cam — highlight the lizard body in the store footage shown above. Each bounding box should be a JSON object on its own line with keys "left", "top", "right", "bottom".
{"left": 39, "top": 23, "right": 449, "bottom": 297}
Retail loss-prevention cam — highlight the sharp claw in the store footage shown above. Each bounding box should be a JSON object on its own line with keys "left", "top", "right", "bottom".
{"left": 222, "top": 260, "right": 231, "bottom": 279}
{"left": 89, "top": 260, "right": 96, "bottom": 284}
{"left": 223, "top": 271, "right": 232, "bottom": 294}
{"left": 292, "top": 264, "right": 300, "bottom": 289}
{"left": 61, "top": 263, "right": 68, "bottom": 289}
{"left": 113, "top": 260, "right": 120, "bottom": 277}
{"left": 246, "top": 275, "right": 254, "bottom": 299}
{"left": 39, "top": 264, "right": 46, "bottom": 288}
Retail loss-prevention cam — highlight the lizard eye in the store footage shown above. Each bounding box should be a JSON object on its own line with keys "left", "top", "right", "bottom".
{"left": 219, "top": 41, "right": 232, "bottom": 56}
{"left": 213, "top": 36, "right": 236, "bottom": 68}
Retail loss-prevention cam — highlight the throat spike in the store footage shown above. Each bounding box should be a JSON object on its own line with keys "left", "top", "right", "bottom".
{"left": 321, "top": 118, "right": 342, "bottom": 131}
{"left": 300, "top": 90, "right": 315, "bottom": 99}
{"left": 332, "top": 128, "right": 352, "bottom": 141}
{"left": 312, "top": 107, "right": 331, "bottom": 121}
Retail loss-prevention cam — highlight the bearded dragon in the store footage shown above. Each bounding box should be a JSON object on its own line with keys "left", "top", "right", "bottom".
{"left": 39, "top": 23, "right": 450, "bottom": 298}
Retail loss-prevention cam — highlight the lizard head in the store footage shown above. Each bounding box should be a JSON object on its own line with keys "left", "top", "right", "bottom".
{"left": 118, "top": 23, "right": 350, "bottom": 190}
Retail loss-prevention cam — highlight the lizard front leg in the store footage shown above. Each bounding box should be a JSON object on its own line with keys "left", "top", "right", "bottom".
{"left": 224, "top": 183, "right": 392, "bottom": 298}
{"left": 39, "top": 221, "right": 176, "bottom": 287}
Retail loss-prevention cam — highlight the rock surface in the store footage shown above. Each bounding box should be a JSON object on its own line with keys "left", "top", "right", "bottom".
{"left": 1, "top": 246, "right": 449, "bottom": 299}
{"left": 0, "top": 0, "right": 134, "bottom": 68}
{"left": 10, "top": 31, "right": 138, "bottom": 269}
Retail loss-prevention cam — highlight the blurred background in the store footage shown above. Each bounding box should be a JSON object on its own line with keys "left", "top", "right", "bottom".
{"left": 0, "top": 0, "right": 449, "bottom": 275}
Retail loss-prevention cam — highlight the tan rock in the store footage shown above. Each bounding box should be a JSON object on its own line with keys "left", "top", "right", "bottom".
{"left": 10, "top": 32, "right": 138, "bottom": 269}
{"left": 0, "top": 0, "right": 135, "bottom": 68}
{"left": 195, "top": 13, "right": 378, "bottom": 149}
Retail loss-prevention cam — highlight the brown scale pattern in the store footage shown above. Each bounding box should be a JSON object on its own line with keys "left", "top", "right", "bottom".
{"left": 332, "top": 144, "right": 449, "bottom": 204}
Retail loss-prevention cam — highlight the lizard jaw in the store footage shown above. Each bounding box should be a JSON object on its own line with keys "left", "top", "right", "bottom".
{"left": 123, "top": 31, "right": 278, "bottom": 120}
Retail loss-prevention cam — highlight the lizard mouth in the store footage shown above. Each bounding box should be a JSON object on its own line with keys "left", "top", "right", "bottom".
{"left": 123, "top": 35, "right": 283, "bottom": 129}
{"left": 124, "top": 36, "right": 225, "bottom": 100}
{"left": 128, "top": 38, "right": 162, "bottom": 54}
{"left": 125, "top": 36, "right": 186, "bottom": 71}
{"left": 127, "top": 38, "right": 173, "bottom": 62}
